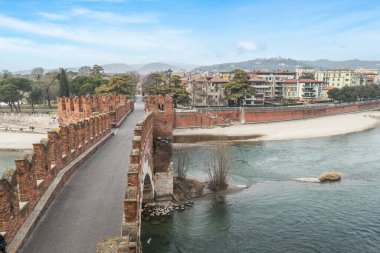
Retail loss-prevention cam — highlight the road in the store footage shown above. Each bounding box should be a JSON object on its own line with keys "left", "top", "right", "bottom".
{"left": 19, "top": 101, "right": 145, "bottom": 253}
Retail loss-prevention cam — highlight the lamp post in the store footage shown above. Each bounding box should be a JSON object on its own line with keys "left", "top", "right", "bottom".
{"left": 241, "top": 89, "right": 246, "bottom": 124}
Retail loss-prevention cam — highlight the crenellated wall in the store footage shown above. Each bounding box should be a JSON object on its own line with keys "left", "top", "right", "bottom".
{"left": 175, "top": 101, "right": 380, "bottom": 127}
{"left": 57, "top": 95, "right": 134, "bottom": 126}
{"left": 0, "top": 95, "right": 133, "bottom": 249}
{"left": 116, "top": 95, "right": 174, "bottom": 253}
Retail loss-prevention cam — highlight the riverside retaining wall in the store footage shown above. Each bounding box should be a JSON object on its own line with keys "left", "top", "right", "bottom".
{"left": 175, "top": 101, "right": 380, "bottom": 127}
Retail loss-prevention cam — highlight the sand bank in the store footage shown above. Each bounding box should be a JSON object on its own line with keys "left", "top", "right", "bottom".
{"left": 174, "top": 111, "right": 380, "bottom": 142}
{"left": 0, "top": 132, "right": 47, "bottom": 150}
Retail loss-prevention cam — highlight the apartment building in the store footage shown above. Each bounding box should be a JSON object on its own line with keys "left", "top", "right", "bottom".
{"left": 315, "top": 69, "right": 366, "bottom": 88}
{"left": 250, "top": 70, "right": 296, "bottom": 99}
{"left": 244, "top": 75, "right": 272, "bottom": 105}
{"left": 354, "top": 68, "right": 378, "bottom": 83}
{"left": 188, "top": 76, "right": 228, "bottom": 106}
{"left": 283, "top": 79, "right": 324, "bottom": 102}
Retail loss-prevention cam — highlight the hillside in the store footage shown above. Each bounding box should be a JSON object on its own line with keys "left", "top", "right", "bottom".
{"left": 193, "top": 58, "right": 380, "bottom": 72}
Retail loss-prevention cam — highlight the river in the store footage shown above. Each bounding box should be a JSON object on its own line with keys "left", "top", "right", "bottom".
{"left": 142, "top": 126, "right": 380, "bottom": 253}
{"left": 0, "top": 150, "right": 26, "bottom": 175}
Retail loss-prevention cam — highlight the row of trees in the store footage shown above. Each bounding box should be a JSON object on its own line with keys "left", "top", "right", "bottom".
{"left": 0, "top": 65, "right": 139, "bottom": 112}
{"left": 328, "top": 84, "right": 380, "bottom": 102}
{"left": 142, "top": 71, "right": 190, "bottom": 107}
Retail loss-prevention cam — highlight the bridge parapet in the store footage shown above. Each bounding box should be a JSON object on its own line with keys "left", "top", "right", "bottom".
{"left": 58, "top": 95, "right": 134, "bottom": 126}
{"left": 1, "top": 95, "right": 133, "bottom": 249}
{"left": 0, "top": 112, "right": 113, "bottom": 244}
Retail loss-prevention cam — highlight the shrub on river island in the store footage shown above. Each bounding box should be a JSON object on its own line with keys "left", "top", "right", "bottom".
{"left": 206, "top": 141, "right": 232, "bottom": 191}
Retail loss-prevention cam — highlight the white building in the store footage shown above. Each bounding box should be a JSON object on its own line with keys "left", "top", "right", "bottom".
{"left": 283, "top": 79, "right": 324, "bottom": 102}
{"left": 315, "top": 69, "right": 366, "bottom": 88}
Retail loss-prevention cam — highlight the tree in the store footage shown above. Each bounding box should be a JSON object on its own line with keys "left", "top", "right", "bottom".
{"left": 0, "top": 83, "right": 20, "bottom": 112}
{"left": 91, "top": 65, "right": 104, "bottom": 78}
{"left": 206, "top": 141, "right": 232, "bottom": 191}
{"left": 142, "top": 73, "right": 189, "bottom": 107}
{"left": 28, "top": 87, "right": 43, "bottom": 112}
{"left": 30, "top": 67, "right": 45, "bottom": 81}
{"left": 57, "top": 68, "right": 70, "bottom": 97}
{"left": 224, "top": 69, "right": 255, "bottom": 106}
{"left": 40, "top": 72, "right": 58, "bottom": 108}
{"left": 299, "top": 72, "right": 315, "bottom": 79}
{"left": 174, "top": 144, "right": 191, "bottom": 180}
{"left": 1, "top": 77, "right": 32, "bottom": 111}
{"left": 1, "top": 69, "right": 13, "bottom": 80}
{"left": 142, "top": 72, "right": 165, "bottom": 94}
{"left": 95, "top": 73, "right": 138, "bottom": 97}
{"left": 70, "top": 76, "right": 106, "bottom": 96}
{"left": 78, "top": 66, "right": 92, "bottom": 76}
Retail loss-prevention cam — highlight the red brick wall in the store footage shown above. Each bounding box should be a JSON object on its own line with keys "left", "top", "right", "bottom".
{"left": 58, "top": 95, "right": 133, "bottom": 126}
{"left": 0, "top": 112, "right": 114, "bottom": 244}
{"left": 124, "top": 112, "right": 154, "bottom": 253}
{"left": 174, "top": 101, "right": 380, "bottom": 127}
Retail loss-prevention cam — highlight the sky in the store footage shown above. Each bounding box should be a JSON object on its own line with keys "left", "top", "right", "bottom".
{"left": 0, "top": 0, "right": 380, "bottom": 71}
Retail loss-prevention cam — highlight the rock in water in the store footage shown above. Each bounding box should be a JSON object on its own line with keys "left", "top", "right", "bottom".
{"left": 319, "top": 172, "right": 342, "bottom": 182}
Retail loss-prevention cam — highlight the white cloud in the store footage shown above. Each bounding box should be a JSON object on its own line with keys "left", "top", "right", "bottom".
{"left": 237, "top": 40, "right": 258, "bottom": 51}
{"left": 71, "top": 8, "right": 157, "bottom": 24}
{"left": 38, "top": 12, "right": 69, "bottom": 21}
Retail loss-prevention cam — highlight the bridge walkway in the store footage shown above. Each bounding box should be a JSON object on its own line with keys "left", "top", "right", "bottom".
{"left": 18, "top": 102, "right": 145, "bottom": 253}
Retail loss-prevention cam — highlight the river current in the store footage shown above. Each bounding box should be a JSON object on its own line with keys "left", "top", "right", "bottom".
{"left": 142, "top": 126, "right": 380, "bottom": 253}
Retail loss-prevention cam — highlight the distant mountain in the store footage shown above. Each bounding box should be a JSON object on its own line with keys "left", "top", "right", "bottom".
{"left": 11, "top": 62, "right": 197, "bottom": 75}
{"left": 192, "top": 57, "right": 380, "bottom": 72}
{"left": 135, "top": 62, "right": 179, "bottom": 74}
{"left": 303, "top": 59, "right": 380, "bottom": 70}
{"left": 101, "top": 63, "right": 132, "bottom": 73}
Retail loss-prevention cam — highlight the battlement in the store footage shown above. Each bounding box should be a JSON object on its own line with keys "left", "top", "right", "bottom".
{"left": 0, "top": 96, "right": 134, "bottom": 248}
{"left": 57, "top": 95, "right": 133, "bottom": 126}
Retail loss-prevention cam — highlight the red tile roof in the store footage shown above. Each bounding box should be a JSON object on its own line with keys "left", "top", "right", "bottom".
{"left": 249, "top": 75, "right": 266, "bottom": 82}
{"left": 322, "top": 86, "right": 335, "bottom": 90}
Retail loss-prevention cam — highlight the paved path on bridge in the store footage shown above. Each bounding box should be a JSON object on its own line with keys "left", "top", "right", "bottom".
{"left": 19, "top": 102, "right": 146, "bottom": 253}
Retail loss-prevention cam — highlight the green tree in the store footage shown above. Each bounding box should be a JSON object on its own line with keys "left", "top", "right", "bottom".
{"left": 142, "top": 72, "right": 165, "bottom": 94}
{"left": 28, "top": 87, "right": 43, "bottom": 112}
{"left": 224, "top": 69, "right": 255, "bottom": 106}
{"left": 95, "top": 73, "right": 138, "bottom": 97}
{"left": 144, "top": 74, "right": 190, "bottom": 107}
{"left": 57, "top": 68, "right": 70, "bottom": 97}
{"left": 70, "top": 76, "right": 106, "bottom": 96}
{"left": 1, "top": 77, "right": 32, "bottom": 111}
{"left": 91, "top": 65, "right": 104, "bottom": 78}
{"left": 1, "top": 69, "right": 13, "bottom": 80}
{"left": 0, "top": 84, "right": 21, "bottom": 112}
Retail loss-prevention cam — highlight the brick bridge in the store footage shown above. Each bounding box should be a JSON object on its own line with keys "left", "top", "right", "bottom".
{"left": 0, "top": 94, "right": 174, "bottom": 253}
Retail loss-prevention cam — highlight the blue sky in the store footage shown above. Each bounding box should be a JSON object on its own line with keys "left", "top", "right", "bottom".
{"left": 0, "top": 0, "right": 380, "bottom": 71}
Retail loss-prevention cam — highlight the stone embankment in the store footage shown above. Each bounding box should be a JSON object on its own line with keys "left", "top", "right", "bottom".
{"left": 0, "top": 95, "right": 133, "bottom": 252}
{"left": 175, "top": 100, "right": 380, "bottom": 128}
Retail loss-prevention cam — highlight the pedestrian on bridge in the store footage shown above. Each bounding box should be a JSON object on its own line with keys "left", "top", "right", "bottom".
{"left": 0, "top": 234, "right": 7, "bottom": 253}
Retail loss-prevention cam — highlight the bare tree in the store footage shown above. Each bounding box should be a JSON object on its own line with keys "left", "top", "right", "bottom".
{"left": 207, "top": 141, "right": 232, "bottom": 191}
{"left": 174, "top": 144, "right": 191, "bottom": 180}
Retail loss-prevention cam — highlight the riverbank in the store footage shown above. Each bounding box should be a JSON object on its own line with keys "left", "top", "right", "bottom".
{"left": 174, "top": 110, "right": 380, "bottom": 143}
{"left": 0, "top": 132, "right": 46, "bottom": 150}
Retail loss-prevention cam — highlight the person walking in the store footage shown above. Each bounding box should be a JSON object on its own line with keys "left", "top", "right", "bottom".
{"left": 0, "top": 234, "right": 7, "bottom": 253}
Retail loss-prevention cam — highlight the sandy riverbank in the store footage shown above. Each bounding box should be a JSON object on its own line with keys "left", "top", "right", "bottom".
{"left": 0, "top": 132, "right": 47, "bottom": 150}
{"left": 174, "top": 111, "right": 380, "bottom": 142}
